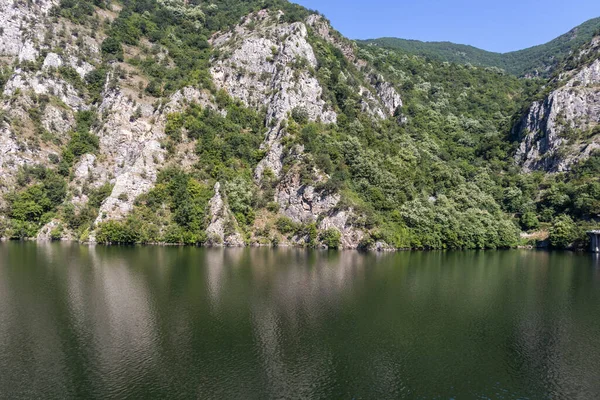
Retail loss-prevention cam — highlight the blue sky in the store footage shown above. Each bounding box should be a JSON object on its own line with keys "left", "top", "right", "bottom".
{"left": 293, "top": 0, "right": 600, "bottom": 53}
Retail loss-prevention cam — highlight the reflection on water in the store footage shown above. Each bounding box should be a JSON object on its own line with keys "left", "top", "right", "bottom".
{"left": 1, "top": 243, "right": 600, "bottom": 399}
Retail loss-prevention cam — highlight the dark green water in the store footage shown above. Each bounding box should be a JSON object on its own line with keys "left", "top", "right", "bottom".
{"left": 1, "top": 243, "right": 600, "bottom": 399}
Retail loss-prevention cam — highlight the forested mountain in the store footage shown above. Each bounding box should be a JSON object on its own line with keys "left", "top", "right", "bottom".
{"left": 0, "top": 0, "right": 598, "bottom": 250}
{"left": 360, "top": 17, "right": 600, "bottom": 77}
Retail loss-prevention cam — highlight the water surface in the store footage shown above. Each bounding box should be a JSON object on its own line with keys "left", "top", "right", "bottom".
{"left": 1, "top": 243, "right": 600, "bottom": 399}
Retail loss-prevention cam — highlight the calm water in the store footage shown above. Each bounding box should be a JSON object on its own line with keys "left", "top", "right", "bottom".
{"left": 1, "top": 243, "right": 600, "bottom": 399}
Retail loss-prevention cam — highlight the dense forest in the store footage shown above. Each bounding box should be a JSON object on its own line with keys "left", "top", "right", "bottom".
{"left": 360, "top": 17, "right": 600, "bottom": 77}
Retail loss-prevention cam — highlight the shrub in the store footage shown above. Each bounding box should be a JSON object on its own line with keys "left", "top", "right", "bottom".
{"left": 50, "top": 225, "right": 63, "bottom": 241}
{"left": 276, "top": 217, "right": 299, "bottom": 235}
{"left": 101, "top": 37, "right": 124, "bottom": 62}
{"left": 291, "top": 106, "right": 309, "bottom": 125}
{"left": 549, "top": 215, "right": 578, "bottom": 249}
{"left": 320, "top": 228, "right": 341, "bottom": 249}
{"left": 520, "top": 211, "right": 540, "bottom": 231}
{"left": 96, "top": 220, "right": 139, "bottom": 244}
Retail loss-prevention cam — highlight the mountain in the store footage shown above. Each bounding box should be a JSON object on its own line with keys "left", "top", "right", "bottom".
{"left": 359, "top": 17, "right": 600, "bottom": 77}
{"left": 0, "top": 0, "right": 598, "bottom": 250}
{"left": 512, "top": 35, "right": 600, "bottom": 172}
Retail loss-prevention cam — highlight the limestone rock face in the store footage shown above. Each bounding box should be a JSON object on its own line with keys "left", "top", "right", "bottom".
{"left": 0, "top": 2, "right": 402, "bottom": 248}
{"left": 306, "top": 14, "right": 402, "bottom": 119}
{"left": 205, "top": 183, "right": 245, "bottom": 247}
{"left": 373, "top": 77, "right": 403, "bottom": 116}
{"left": 0, "top": 0, "right": 57, "bottom": 62}
{"left": 210, "top": 10, "right": 336, "bottom": 125}
{"left": 276, "top": 169, "right": 340, "bottom": 224}
{"left": 89, "top": 87, "right": 164, "bottom": 224}
{"left": 208, "top": 10, "right": 403, "bottom": 247}
{"left": 318, "top": 210, "right": 365, "bottom": 249}
{"left": 210, "top": 10, "right": 337, "bottom": 181}
{"left": 92, "top": 85, "right": 216, "bottom": 226}
{"left": 305, "top": 14, "right": 358, "bottom": 64}
{"left": 515, "top": 50, "right": 600, "bottom": 172}
{"left": 36, "top": 219, "right": 61, "bottom": 241}
{"left": 4, "top": 70, "right": 88, "bottom": 110}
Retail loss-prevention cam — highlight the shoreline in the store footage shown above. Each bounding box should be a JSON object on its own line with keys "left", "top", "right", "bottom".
{"left": 2, "top": 238, "right": 594, "bottom": 253}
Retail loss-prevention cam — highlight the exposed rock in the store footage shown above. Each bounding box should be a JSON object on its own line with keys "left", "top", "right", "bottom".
{"left": 3, "top": 70, "right": 88, "bottom": 110}
{"left": 36, "top": 219, "right": 62, "bottom": 241}
{"left": 210, "top": 10, "right": 336, "bottom": 181}
{"left": 372, "top": 76, "right": 403, "bottom": 115}
{"left": 0, "top": 0, "right": 56, "bottom": 62}
{"left": 205, "top": 182, "right": 245, "bottom": 247}
{"left": 306, "top": 14, "right": 357, "bottom": 63}
{"left": 210, "top": 10, "right": 336, "bottom": 125}
{"left": 514, "top": 58, "right": 600, "bottom": 172}
{"left": 306, "top": 14, "right": 402, "bottom": 119}
{"left": 73, "top": 154, "right": 97, "bottom": 181}
{"left": 42, "top": 52, "right": 95, "bottom": 79}
{"left": 276, "top": 169, "right": 340, "bottom": 224}
{"left": 41, "top": 104, "right": 75, "bottom": 135}
{"left": 319, "top": 210, "right": 365, "bottom": 249}
{"left": 164, "top": 87, "right": 217, "bottom": 114}
{"left": 0, "top": 124, "right": 32, "bottom": 177}
{"left": 0, "top": 2, "right": 375, "bottom": 247}
{"left": 93, "top": 87, "right": 165, "bottom": 223}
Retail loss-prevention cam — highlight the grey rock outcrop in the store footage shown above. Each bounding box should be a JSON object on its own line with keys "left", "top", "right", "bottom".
{"left": 306, "top": 14, "right": 403, "bottom": 119}
{"left": 210, "top": 10, "right": 337, "bottom": 180}
{"left": 0, "top": 0, "right": 56, "bottom": 62}
{"left": 0, "top": 1, "right": 402, "bottom": 248}
{"left": 276, "top": 169, "right": 340, "bottom": 224}
{"left": 205, "top": 183, "right": 245, "bottom": 247}
{"left": 318, "top": 210, "right": 365, "bottom": 249}
{"left": 514, "top": 56, "right": 600, "bottom": 172}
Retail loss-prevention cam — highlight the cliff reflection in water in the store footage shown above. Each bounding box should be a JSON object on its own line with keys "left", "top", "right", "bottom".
{"left": 0, "top": 243, "right": 599, "bottom": 399}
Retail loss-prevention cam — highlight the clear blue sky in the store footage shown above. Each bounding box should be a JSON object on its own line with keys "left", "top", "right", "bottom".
{"left": 293, "top": 0, "right": 600, "bottom": 53}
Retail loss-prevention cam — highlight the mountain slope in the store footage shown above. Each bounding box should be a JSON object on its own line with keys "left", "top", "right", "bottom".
{"left": 360, "top": 17, "right": 600, "bottom": 77}
{"left": 513, "top": 35, "right": 600, "bottom": 172}
{"left": 0, "top": 0, "right": 598, "bottom": 250}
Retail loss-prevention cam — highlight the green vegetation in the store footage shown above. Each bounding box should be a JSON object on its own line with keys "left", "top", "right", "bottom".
{"left": 164, "top": 100, "right": 265, "bottom": 181}
{"left": 6, "top": 0, "right": 594, "bottom": 251}
{"left": 4, "top": 166, "right": 67, "bottom": 238}
{"left": 95, "top": 0, "right": 315, "bottom": 96}
{"left": 96, "top": 168, "right": 214, "bottom": 244}
{"left": 359, "top": 17, "right": 600, "bottom": 77}
{"left": 59, "top": 111, "right": 100, "bottom": 175}
{"left": 62, "top": 183, "right": 113, "bottom": 238}
{"left": 0, "top": 67, "right": 10, "bottom": 92}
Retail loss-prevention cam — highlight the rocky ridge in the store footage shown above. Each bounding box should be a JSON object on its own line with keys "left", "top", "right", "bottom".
{"left": 0, "top": 1, "right": 403, "bottom": 249}
{"left": 208, "top": 10, "right": 403, "bottom": 248}
{"left": 514, "top": 36, "right": 600, "bottom": 172}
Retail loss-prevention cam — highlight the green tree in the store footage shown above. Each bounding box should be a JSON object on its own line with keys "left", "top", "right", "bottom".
{"left": 549, "top": 215, "right": 578, "bottom": 249}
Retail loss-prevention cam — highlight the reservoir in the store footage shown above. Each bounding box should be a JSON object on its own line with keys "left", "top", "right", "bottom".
{"left": 1, "top": 243, "right": 599, "bottom": 398}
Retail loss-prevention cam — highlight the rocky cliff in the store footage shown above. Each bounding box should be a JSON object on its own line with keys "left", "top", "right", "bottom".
{"left": 514, "top": 36, "right": 600, "bottom": 172}
{"left": 1, "top": 0, "right": 596, "bottom": 251}
{"left": 0, "top": 0, "right": 403, "bottom": 249}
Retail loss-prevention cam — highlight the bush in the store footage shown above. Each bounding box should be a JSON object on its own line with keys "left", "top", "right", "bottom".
{"left": 5, "top": 167, "right": 67, "bottom": 238}
{"left": 291, "top": 106, "right": 309, "bottom": 124}
{"left": 520, "top": 211, "right": 540, "bottom": 231}
{"left": 101, "top": 37, "right": 124, "bottom": 62}
{"left": 276, "top": 217, "right": 299, "bottom": 235}
{"left": 50, "top": 225, "right": 63, "bottom": 241}
{"left": 549, "top": 215, "right": 578, "bottom": 249}
{"left": 320, "top": 228, "right": 341, "bottom": 249}
{"left": 96, "top": 220, "right": 139, "bottom": 244}
{"left": 85, "top": 68, "right": 107, "bottom": 103}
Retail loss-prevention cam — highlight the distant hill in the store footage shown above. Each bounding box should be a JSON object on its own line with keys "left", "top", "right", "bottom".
{"left": 359, "top": 17, "right": 600, "bottom": 77}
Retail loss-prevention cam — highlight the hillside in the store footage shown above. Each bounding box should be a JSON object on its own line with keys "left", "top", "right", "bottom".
{"left": 360, "top": 17, "right": 600, "bottom": 77}
{"left": 0, "top": 0, "right": 598, "bottom": 250}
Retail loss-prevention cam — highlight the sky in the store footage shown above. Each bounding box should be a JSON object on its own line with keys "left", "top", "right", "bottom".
{"left": 293, "top": 0, "right": 600, "bottom": 53}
